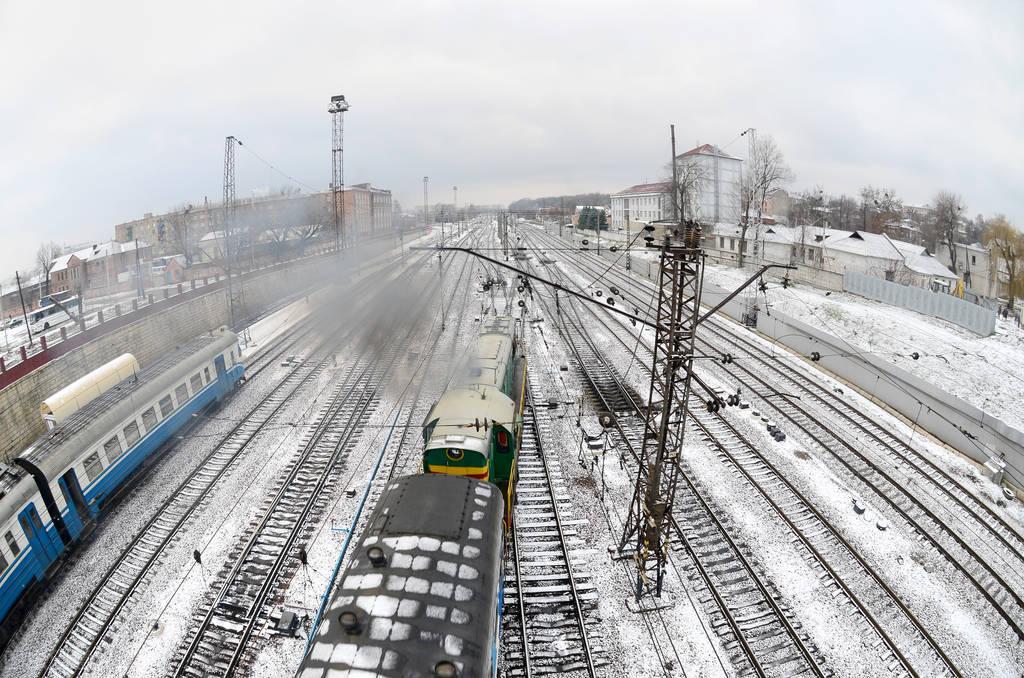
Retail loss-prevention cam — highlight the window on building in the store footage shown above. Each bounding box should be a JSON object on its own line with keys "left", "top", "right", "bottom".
{"left": 159, "top": 395, "right": 174, "bottom": 418}
{"left": 4, "top": 531, "right": 19, "bottom": 557}
{"left": 719, "top": 236, "right": 724, "bottom": 249}
{"left": 729, "top": 238, "right": 735, "bottom": 251}
{"left": 972, "top": 255, "right": 977, "bottom": 265}
{"left": 123, "top": 421, "right": 141, "bottom": 447}
{"left": 142, "top": 407, "right": 158, "bottom": 431}
{"left": 84, "top": 452, "right": 104, "bottom": 482}
{"left": 190, "top": 374, "right": 203, "bottom": 393}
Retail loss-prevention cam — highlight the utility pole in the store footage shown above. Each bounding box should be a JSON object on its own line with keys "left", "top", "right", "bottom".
{"left": 423, "top": 176, "right": 429, "bottom": 234}
{"left": 619, "top": 222, "right": 705, "bottom": 600}
{"left": 15, "top": 270, "right": 33, "bottom": 345}
{"left": 134, "top": 238, "right": 144, "bottom": 298}
{"left": 453, "top": 186, "right": 458, "bottom": 239}
{"left": 670, "top": 124, "right": 679, "bottom": 223}
{"left": 626, "top": 215, "right": 632, "bottom": 271}
{"left": 329, "top": 95, "right": 350, "bottom": 251}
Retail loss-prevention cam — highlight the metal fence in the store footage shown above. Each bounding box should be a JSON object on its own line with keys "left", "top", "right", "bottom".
{"left": 843, "top": 272, "right": 996, "bottom": 336}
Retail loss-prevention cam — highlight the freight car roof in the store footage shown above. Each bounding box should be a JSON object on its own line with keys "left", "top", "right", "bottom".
{"left": 301, "top": 474, "right": 504, "bottom": 678}
{"left": 17, "top": 331, "right": 231, "bottom": 478}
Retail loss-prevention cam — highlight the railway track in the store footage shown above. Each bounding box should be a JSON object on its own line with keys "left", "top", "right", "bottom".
{"left": 39, "top": 251, "right": 446, "bottom": 678}
{"left": 529, "top": 226, "right": 1024, "bottom": 640}
{"left": 686, "top": 406, "right": 960, "bottom": 677}
{"left": 169, "top": 235, "right": 482, "bottom": 676}
{"left": 502, "top": 383, "right": 606, "bottom": 677}
{"left": 170, "top": 353, "right": 386, "bottom": 677}
{"left": 518, "top": 235, "right": 832, "bottom": 677}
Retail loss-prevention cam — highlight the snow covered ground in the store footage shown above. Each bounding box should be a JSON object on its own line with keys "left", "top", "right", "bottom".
{"left": 550, "top": 225, "right": 1024, "bottom": 447}
{"left": 699, "top": 263, "right": 1024, "bottom": 431}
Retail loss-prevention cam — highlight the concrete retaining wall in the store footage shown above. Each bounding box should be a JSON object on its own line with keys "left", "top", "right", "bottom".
{"left": 701, "top": 281, "right": 1024, "bottom": 489}
{"left": 843, "top": 272, "right": 996, "bottom": 336}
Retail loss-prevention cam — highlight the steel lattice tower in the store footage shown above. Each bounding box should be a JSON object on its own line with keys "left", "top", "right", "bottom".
{"left": 222, "top": 135, "right": 245, "bottom": 328}
{"left": 619, "top": 222, "right": 705, "bottom": 599}
{"left": 329, "top": 95, "right": 350, "bottom": 250}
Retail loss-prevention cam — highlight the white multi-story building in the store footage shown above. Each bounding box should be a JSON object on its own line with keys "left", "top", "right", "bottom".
{"left": 610, "top": 182, "right": 672, "bottom": 229}
{"left": 675, "top": 144, "right": 743, "bottom": 225}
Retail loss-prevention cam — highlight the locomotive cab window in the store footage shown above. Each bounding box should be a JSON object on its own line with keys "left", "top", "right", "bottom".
{"left": 4, "top": 531, "right": 19, "bottom": 557}
{"left": 142, "top": 407, "right": 158, "bottom": 431}
{"left": 159, "top": 396, "right": 174, "bottom": 418}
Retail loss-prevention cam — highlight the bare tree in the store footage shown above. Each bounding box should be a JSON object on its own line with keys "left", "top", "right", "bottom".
{"left": 930, "top": 191, "right": 964, "bottom": 270}
{"left": 984, "top": 215, "right": 1023, "bottom": 309}
{"left": 168, "top": 204, "right": 197, "bottom": 267}
{"left": 664, "top": 157, "right": 710, "bottom": 222}
{"left": 36, "top": 241, "right": 62, "bottom": 296}
{"left": 859, "top": 186, "right": 902, "bottom": 234}
{"left": 741, "top": 135, "right": 794, "bottom": 265}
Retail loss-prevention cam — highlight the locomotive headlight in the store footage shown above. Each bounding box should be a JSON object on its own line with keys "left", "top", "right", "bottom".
{"left": 434, "top": 661, "right": 459, "bottom": 677}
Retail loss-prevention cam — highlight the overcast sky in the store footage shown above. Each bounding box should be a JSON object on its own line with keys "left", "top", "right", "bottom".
{"left": 0, "top": 0, "right": 1020, "bottom": 277}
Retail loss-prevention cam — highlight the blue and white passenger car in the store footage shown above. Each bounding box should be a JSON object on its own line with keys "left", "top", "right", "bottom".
{"left": 0, "top": 327, "right": 244, "bottom": 646}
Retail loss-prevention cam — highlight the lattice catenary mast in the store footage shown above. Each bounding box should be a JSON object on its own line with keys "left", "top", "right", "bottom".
{"left": 619, "top": 221, "right": 706, "bottom": 600}
{"left": 222, "top": 135, "right": 245, "bottom": 329}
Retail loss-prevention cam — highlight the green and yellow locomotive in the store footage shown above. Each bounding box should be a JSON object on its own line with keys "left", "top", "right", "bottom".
{"left": 422, "top": 316, "right": 527, "bottom": 520}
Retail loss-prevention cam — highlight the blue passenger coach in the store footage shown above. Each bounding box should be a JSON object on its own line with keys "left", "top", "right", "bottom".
{"left": 0, "top": 327, "right": 244, "bottom": 647}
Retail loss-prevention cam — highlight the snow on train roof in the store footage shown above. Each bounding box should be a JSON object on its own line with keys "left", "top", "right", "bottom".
{"left": 18, "top": 331, "right": 233, "bottom": 479}
{"left": 0, "top": 464, "right": 33, "bottom": 517}
{"left": 425, "top": 386, "right": 515, "bottom": 448}
{"left": 301, "top": 474, "right": 504, "bottom": 678}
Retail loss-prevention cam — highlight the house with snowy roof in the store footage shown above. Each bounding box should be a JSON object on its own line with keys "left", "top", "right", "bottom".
{"left": 705, "top": 223, "right": 957, "bottom": 290}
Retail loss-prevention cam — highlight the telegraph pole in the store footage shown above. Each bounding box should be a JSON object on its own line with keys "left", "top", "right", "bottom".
{"left": 619, "top": 222, "right": 705, "bottom": 600}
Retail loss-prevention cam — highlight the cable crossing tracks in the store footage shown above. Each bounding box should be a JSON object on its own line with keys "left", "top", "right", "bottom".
{"left": 502, "top": 383, "right": 606, "bottom": 677}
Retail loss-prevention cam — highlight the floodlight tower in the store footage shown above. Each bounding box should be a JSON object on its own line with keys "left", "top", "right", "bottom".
{"left": 329, "top": 95, "right": 350, "bottom": 251}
